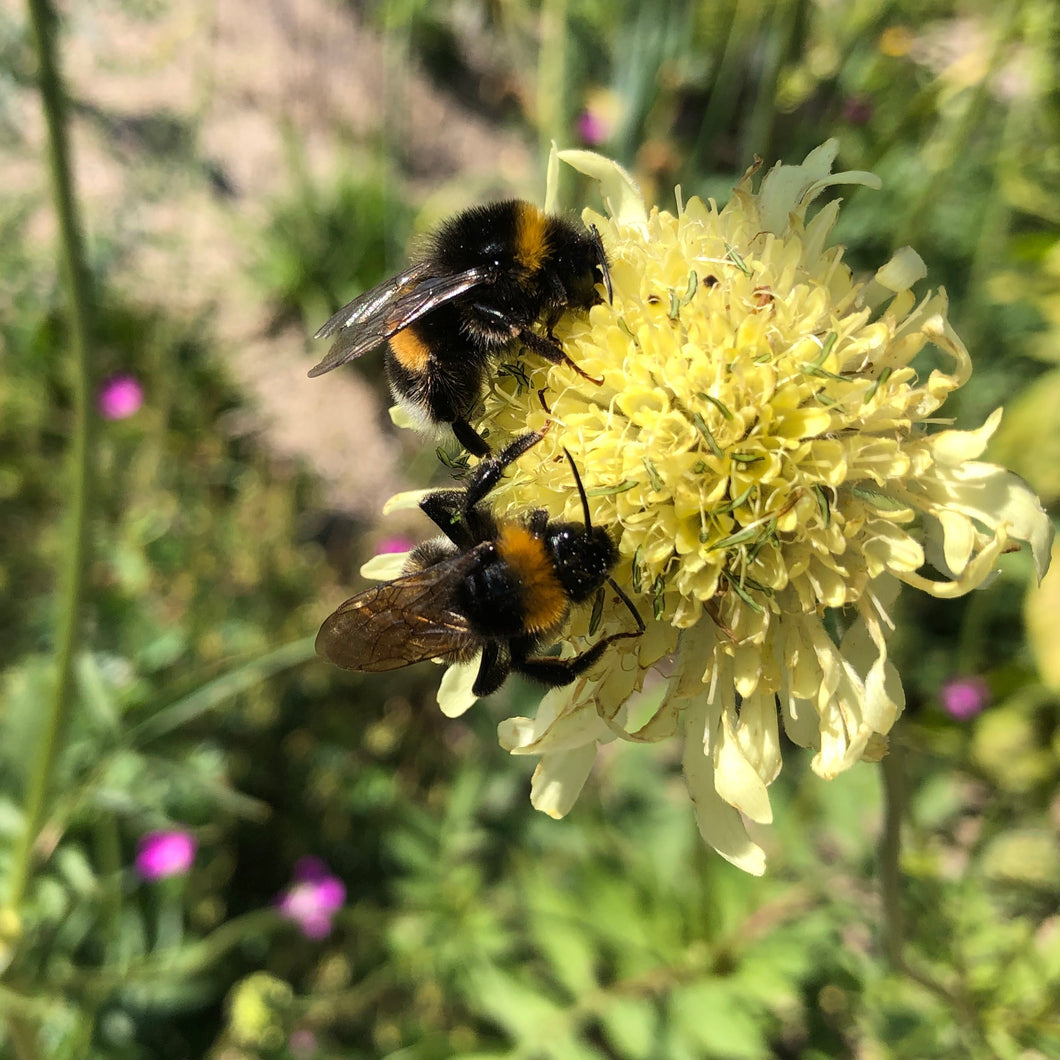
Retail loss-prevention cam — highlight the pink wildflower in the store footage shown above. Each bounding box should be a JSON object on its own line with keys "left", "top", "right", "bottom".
{"left": 277, "top": 857, "right": 346, "bottom": 939}
{"left": 98, "top": 374, "right": 144, "bottom": 420}
{"left": 939, "top": 675, "right": 991, "bottom": 720}
{"left": 135, "top": 829, "right": 197, "bottom": 880}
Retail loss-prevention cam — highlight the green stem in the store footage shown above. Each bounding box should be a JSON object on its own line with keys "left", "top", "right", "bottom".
{"left": 879, "top": 748, "right": 992, "bottom": 1054}
{"left": 537, "top": 0, "right": 569, "bottom": 162}
{"left": 7, "top": 0, "right": 95, "bottom": 915}
{"left": 4, "top": 31, "right": 94, "bottom": 1060}
{"left": 878, "top": 748, "right": 906, "bottom": 969}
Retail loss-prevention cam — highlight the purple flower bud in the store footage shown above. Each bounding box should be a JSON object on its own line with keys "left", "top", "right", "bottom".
{"left": 98, "top": 374, "right": 144, "bottom": 420}
{"left": 135, "top": 829, "right": 197, "bottom": 880}
{"left": 939, "top": 675, "right": 990, "bottom": 720}
{"left": 277, "top": 858, "right": 346, "bottom": 939}
{"left": 842, "top": 96, "right": 874, "bottom": 125}
{"left": 377, "top": 535, "right": 415, "bottom": 554}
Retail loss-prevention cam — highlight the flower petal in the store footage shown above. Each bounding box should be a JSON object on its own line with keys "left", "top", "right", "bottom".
{"left": 683, "top": 697, "right": 767, "bottom": 875}
{"left": 757, "top": 139, "right": 881, "bottom": 235}
{"left": 530, "top": 745, "right": 598, "bottom": 819}
{"left": 558, "top": 148, "right": 648, "bottom": 225}
{"left": 359, "top": 551, "right": 410, "bottom": 580}
{"left": 437, "top": 657, "right": 480, "bottom": 717}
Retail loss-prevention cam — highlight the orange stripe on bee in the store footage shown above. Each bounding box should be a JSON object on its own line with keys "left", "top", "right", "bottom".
{"left": 495, "top": 522, "right": 568, "bottom": 635}
{"left": 514, "top": 203, "right": 550, "bottom": 274}
{"left": 388, "top": 325, "right": 431, "bottom": 373}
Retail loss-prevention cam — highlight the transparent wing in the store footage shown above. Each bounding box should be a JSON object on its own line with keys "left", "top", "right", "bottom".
{"left": 314, "top": 546, "right": 490, "bottom": 672}
{"left": 308, "top": 264, "right": 493, "bottom": 377}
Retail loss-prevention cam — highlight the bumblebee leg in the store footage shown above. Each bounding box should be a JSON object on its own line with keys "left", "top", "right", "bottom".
{"left": 419, "top": 490, "right": 479, "bottom": 547}
{"left": 451, "top": 417, "right": 491, "bottom": 458}
{"left": 516, "top": 327, "right": 604, "bottom": 387}
{"left": 462, "top": 429, "right": 546, "bottom": 509}
{"left": 472, "top": 640, "right": 512, "bottom": 698}
{"left": 420, "top": 430, "right": 546, "bottom": 544}
{"left": 512, "top": 629, "right": 642, "bottom": 689}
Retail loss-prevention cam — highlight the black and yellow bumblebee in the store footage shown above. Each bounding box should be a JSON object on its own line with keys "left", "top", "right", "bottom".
{"left": 314, "top": 429, "right": 643, "bottom": 698}
{"left": 308, "top": 200, "right": 611, "bottom": 457}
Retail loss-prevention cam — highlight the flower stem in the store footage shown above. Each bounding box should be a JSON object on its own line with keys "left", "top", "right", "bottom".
{"left": 878, "top": 748, "right": 907, "bottom": 969}
{"left": 879, "top": 747, "right": 990, "bottom": 1052}
{"left": 8, "top": 0, "right": 96, "bottom": 913}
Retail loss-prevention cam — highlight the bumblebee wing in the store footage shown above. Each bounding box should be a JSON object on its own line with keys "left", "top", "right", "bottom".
{"left": 315, "top": 546, "right": 489, "bottom": 672}
{"left": 308, "top": 265, "right": 492, "bottom": 377}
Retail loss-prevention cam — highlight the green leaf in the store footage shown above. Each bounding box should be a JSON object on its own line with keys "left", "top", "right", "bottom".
{"left": 667, "top": 980, "right": 770, "bottom": 1059}
{"left": 598, "top": 995, "right": 657, "bottom": 1059}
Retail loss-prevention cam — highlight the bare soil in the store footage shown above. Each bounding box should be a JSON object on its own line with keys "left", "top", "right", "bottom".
{"left": 10, "top": 0, "right": 537, "bottom": 515}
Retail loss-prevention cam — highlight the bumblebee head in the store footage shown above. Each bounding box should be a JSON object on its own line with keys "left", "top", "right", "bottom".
{"left": 547, "top": 524, "right": 617, "bottom": 602}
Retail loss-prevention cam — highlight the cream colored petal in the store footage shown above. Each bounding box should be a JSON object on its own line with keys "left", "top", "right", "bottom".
{"left": 898, "top": 530, "right": 1010, "bottom": 598}
{"left": 530, "top": 745, "right": 598, "bottom": 819}
{"left": 926, "top": 508, "right": 975, "bottom": 578}
{"left": 735, "top": 689, "right": 783, "bottom": 786}
{"left": 497, "top": 684, "right": 612, "bottom": 755}
{"left": 382, "top": 489, "right": 434, "bottom": 515}
{"left": 359, "top": 551, "right": 410, "bottom": 580}
{"left": 840, "top": 588, "right": 904, "bottom": 736}
{"left": 544, "top": 141, "right": 562, "bottom": 215}
{"left": 929, "top": 408, "right": 1003, "bottom": 465}
{"left": 437, "top": 657, "right": 481, "bottom": 718}
{"left": 683, "top": 697, "right": 767, "bottom": 875}
{"left": 715, "top": 706, "right": 775, "bottom": 825}
{"left": 913, "top": 462, "right": 1053, "bottom": 583}
{"left": 874, "top": 247, "right": 927, "bottom": 292}
{"left": 558, "top": 149, "right": 649, "bottom": 225}
{"left": 757, "top": 139, "right": 881, "bottom": 235}
{"left": 389, "top": 404, "right": 417, "bottom": 430}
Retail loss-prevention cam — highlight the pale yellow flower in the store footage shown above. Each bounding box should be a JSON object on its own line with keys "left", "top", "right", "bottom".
{"left": 438, "top": 141, "right": 1051, "bottom": 874}
{"left": 366, "top": 143, "right": 1052, "bottom": 873}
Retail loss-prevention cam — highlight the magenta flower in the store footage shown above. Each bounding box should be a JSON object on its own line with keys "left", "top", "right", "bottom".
{"left": 289, "top": 1029, "right": 318, "bottom": 1057}
{"left": 376, "top": 535, "right": 415, "bottom": 555}
{"left": 939, "top": 675, "right": 991, "bottom": 721}
{"left": 842, "top": 95, "right": 874, "bottom": 125}
{"left": 98, "top": 373, "right": 144, "bottom": 420}
{"left": 277, "top": 857, "right": 346, "bottom": 939}
{"left": 135, "top": 829, "right": 197, "bottom": 880}
{"left": 577, "top": 109, "right": 609, "bottom": 146}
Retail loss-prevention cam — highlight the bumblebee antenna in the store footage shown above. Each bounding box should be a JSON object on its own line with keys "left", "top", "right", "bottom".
{"left": 562, "top": 447, "right": 593, "bottom": 529}
{"left": 608, "top": 576, "right": 646, "bottom": 634}
{"left": 563, "top": 446, "right": 646, "bottom": 635}
{"left": 589, "top": 225, "right": 613, "bottom": 303}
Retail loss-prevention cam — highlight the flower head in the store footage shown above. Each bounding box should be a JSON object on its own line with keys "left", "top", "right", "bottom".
{"left": 939, "top": 675, "right": 990, "bottom": 720}
{"left": 135, "top": 829, "right": 197, "bottom": 880}
{"left": 98, "top": 373, "right": 144, "bottom": 420}
{"left": 414, "top": 144, "right": 1052, "bottom": 873}
{"left": 277, "top": 857, "right": 345, "bottom": 938}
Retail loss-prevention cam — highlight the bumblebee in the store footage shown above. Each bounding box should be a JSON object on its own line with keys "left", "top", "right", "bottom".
{"left": 314, "top": 429, "right": 643, "bottom": 698}
{"left": 308, "top": 200, "right": 611, "bottom": 457}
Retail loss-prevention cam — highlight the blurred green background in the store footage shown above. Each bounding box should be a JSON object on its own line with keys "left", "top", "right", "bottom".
{"left": 2, "top": 0, "right": 1059, "bottom": 1057}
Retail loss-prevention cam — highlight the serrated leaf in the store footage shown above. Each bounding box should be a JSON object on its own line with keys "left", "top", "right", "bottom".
{"left": 667, "top": 980, "right": 770, "bottom": 1059}
{"left": 467, "top": 964, "right": 566, "bottom": 1041}
{"left": 527, "top": 906, "right": 598, "bottom": 998}
{"left": 598, "top": 995, "right": 657, "bottom": 1059}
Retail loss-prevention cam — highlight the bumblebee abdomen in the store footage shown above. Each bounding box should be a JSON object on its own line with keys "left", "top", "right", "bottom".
{"left": 387, "top": 324, "right": 432, "bottom": 375}
{"left": 385, "top": 310, "right": 488, "bottom": 425}
{"left": 494, "top": 521, "right": 569, "bottom": 636}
